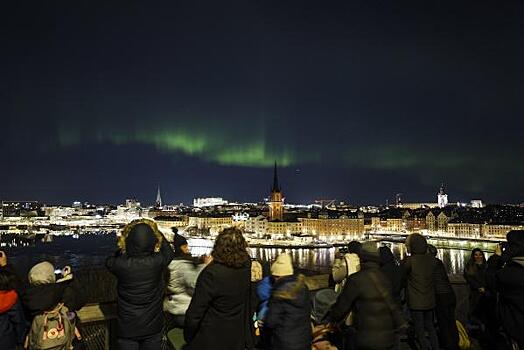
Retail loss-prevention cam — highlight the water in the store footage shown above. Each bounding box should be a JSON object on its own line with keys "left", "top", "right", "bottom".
{"left": 2, "top": 233, "right": 487, "bottom": 276}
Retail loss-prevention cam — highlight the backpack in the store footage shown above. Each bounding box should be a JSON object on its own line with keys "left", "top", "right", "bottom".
{"left": 28, "top": 303, "right": 75, "bottom": 350}
{"left": 456, "top": 320, "right": 471, "bottom": 350}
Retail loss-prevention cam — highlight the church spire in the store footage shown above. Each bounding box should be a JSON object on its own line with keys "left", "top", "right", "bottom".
{"left": 155, "top": 185, "right": 162, "bottom": 208}
{"left": 272, "top": 161, "right": 281, "bottom": 193}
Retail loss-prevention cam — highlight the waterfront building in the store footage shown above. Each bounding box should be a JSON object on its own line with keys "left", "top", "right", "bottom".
{"left": 188, "top": 215, "right": 233, "bottom": 232}
{"left": 447, "top": 222, "right": 483, "bottom": 238}
{"left": 426, "top": 210, "right": 451, "bottom": 232}
{"left": 299, "top": 215, "right": 364, "bottom": 238}
{"left": 483, "top": 223, "right": 524, "bottom": 239}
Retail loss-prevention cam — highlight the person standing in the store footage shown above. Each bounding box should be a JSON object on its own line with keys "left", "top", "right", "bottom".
{"left": 463, "top": 248, "right": 489, "bottom": 326}
{"left": 184, "top": 227, "right": 254, "bottom": 350}
{"left": 486, "top": 230, "right": 524, "bottom": 349}
{"left": 327, "top": 242, "right": 401, "bottom": 350}
{"left": 402, "top": 234, "right": 439, "bottom": 350}
{"left": 106, "top": 219, "right": 175, "bottom": 350}
{"left": 264, "top": 253, "right": 311, "bottom": 350}
{"left": 427, "top": 244, "right": 459, "bottom": 350}
{"left": 0, "top": 257, "right": 27, "bottom": 350}
{"left": 164, "top": 230, "right": 208, "bottom": 329}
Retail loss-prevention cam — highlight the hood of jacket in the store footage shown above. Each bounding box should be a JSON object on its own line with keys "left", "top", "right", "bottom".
{"left": 119, "top": 219, "right": 162, "bottom": 256}
{"left": 408, "top": 234, "right": 428, "bottom": 255}
{"left": 272, "top": 274, "right": 308, "bottom": 306}
{"left": 0, "top": 290, "right": 18, "bottom": 313}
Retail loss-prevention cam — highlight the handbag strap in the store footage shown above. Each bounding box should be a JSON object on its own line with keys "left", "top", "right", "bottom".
{"left": 368, "top": 270, "right": 405, "bottom": 327}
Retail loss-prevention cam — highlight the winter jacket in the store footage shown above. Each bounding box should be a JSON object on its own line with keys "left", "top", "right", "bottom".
{"left": 163, "top": 256, "right": 205, "bottom": 316}
{"left": 486, "top": 255, "right": 524, "bottom": 343}
{"left": 328, "top": 261, "right": 397, "bottom": 350}
{"left": 265, "top": 274, "right": 311, "bottom": 350}
{"left": 433, "top": 257, "right": 454, "bottom": 295}
{"left": 106, "top": 230, "right": 175, "bottom": 339}
{"left": 256, "top": 276, "right": 273, "bottom": 321}
{"left": 402, "top": 234, "right": 436, "bottom": 310}
{"left": 0, "top": 290, "right": 27, "bottom": 350}
{"left": 184, "top": 262, "right": 254, "bottom": 350}
{"left": 22, "top": 278, "right": 86, "bottom": 321}
{"left": 379, "top": 247, "right": 403, "bottom": 304}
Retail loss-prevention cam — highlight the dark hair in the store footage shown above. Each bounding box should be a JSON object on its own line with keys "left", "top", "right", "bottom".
{"left": 212, "top": 227, "right": 250, "bottom": 268}
{"left": 0, "top": 270, "right": 17, "bottom": 290}
{"left": 466, "top": 248, "right": 486, "bottom": 274}
{"left": 347, "top": 241, "right": 362, "bottom": 255}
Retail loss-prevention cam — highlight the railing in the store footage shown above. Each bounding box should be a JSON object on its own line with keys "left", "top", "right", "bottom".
{"left": 77, "top": 274, "right": 470, "bottom": 350}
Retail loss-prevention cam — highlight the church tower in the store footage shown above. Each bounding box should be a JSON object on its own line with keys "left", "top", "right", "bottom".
{"left": 155, "top": 185, "right": 163, "bottom": 208}
{"left": 268, "top": 162, "right": 284, "bottom": 221}
{"left": 437, "top": 183, "right": 448, "bottom": 208}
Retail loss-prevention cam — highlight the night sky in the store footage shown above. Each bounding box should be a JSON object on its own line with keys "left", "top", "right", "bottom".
{"left": 2, "top": 1, "right": 524, "bottom": 205}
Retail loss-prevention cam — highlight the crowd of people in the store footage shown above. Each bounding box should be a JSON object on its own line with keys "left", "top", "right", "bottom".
{"left": 0, "top": 219, "right": 523, "bottom": 350}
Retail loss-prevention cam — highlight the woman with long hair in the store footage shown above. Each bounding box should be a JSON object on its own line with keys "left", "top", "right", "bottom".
{"left": 464, "top": 248, "right": 488, "bottom": 324}
{"left": 184, "top": 227, "right": 254, "bottom": 350}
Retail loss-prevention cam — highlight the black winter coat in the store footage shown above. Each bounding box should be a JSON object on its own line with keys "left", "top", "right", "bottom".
{"left": 21, "top": 278, "right": 86, "bottom": 320}
{"left": 328, "top": 261, "right": 397, "bottom": 350}
{"left": 265, "top": 274, "right": 312, "bottom": 350}
{"left": 184, "top": 262, "right": 254, "bottom": 350}
{"left": 402, "top": 234, "right": 436, "bottom": 310}
{"left": 380, "top": 248, "right": 403, "bottom": 304}
{"left": 486, "top": 255, "right": 524, "bottom": 343}
{"left": 106, "top": 235, "right": 174, "bottom": 339}
{"left": 433, "top": 257, "right": 454, "bottom": 295}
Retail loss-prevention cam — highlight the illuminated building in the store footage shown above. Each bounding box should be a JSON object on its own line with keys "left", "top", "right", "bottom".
{"left": 268, "top": 162, "right": 284, "bottom": 221}
{"left": 193, "top": 197, "right": 228, "bottom": 207}
{"left": 437, "top": 184, "right": 448, "bottom": 208}
{"left": 300, "top": 215, "right": 364, "bottom": 238}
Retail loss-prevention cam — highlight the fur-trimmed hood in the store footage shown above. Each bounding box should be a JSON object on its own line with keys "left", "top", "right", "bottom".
{"left": 118, "top": 218, "right": 163, "bottom": 256}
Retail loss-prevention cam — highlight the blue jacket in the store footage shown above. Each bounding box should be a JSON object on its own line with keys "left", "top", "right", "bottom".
{"left": 256, "top": 276, "right": 273, "bottom": 321}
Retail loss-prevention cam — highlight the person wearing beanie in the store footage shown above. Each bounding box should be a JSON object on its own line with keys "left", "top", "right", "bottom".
{"left": 402, "top": 234, "right": 439, "bottom": 350}
{"left": 164, "top": 231, "right": 210, "bottom": 330}
{"left": 21, "top": 260, "right": 86, "bottom": 321}
{"left": 265, "top": 253, "right": 311, "bottom": 350}
{"left": 106, "top": 219, "right": 175, "bottom": 350}
{"left": 486, "top": 230, "right": 524, "bottom": 348}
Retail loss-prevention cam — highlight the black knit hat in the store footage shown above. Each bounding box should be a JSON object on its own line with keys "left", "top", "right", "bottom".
{"left": 172, "top": 233, "right": 188, "bottom": 255}
{"left": 359, "top": 241, "right": 381, "bottom": 263}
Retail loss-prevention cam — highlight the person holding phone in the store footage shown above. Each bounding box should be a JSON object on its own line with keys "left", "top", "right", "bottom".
{"left": 106, "top": 219, "right": 175, "bottom": 350}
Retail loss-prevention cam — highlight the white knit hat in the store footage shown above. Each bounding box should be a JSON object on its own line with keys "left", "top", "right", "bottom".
{"left": 271, "top": 253, "right": 294, "bottom": 277}
{"left": 28, "top": 261, "right": 56, "bottom": 285}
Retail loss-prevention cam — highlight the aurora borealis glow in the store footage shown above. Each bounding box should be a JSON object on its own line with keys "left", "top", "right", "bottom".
{"left": 3, "top": 1, "right": 524, "bottom": 204}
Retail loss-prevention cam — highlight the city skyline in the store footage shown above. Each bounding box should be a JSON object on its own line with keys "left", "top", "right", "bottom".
{"left": 3, "top": 1, "right": 524, "bottom": 204}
